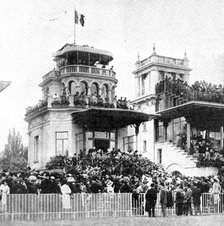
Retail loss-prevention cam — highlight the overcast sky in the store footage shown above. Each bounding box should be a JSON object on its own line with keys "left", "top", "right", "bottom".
{"left": 0, "top": 0, "right": 224, "bottom": 151}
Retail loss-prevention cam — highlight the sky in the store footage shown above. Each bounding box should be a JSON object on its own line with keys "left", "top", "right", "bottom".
{"left": 0, "top": 0, "right": 224, "bottom": 151}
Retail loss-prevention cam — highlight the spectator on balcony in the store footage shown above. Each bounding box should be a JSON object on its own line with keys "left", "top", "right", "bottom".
{"left": 79, "top": 92, "right": 86, "bottom": 106}
{"left": 113, "top": 96, "right": 117, "bottom": 108}
{"left": 90, "top": 92, "right": 98, "bottom": 106}
{"left": 97, "top": 95, "right": 103, "bottom": 107}
{"left": 74, "top": 92, "right": 80, "bottom": 105}
{"left": 53, "top": 93, "right": 59, "bottom": 101}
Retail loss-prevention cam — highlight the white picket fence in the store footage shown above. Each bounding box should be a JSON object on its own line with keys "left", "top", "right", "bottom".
{"left": 0, "top": 193, "right": 223, "bottom": 222}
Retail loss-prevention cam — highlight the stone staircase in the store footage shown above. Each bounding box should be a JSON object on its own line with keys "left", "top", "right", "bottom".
{"left": 155, "top": 141, "right": 218, "bottom": 176}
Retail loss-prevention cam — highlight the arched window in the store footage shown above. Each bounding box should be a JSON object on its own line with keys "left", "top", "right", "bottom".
{"left": 69, "top": 81, "right": 76, "bottom": 95}
{"left": 91, "top": 82, "right": 99, "bottom": 96}
{"left": 80, "top": 81, "right": 88, "bottom": 95}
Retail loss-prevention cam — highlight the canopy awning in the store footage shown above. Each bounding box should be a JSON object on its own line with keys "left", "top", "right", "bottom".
{"left": 71, "top": 108, "right": 159, "bottom": 131}
{"left": 0, "top": 81, "right": 11, "bottom": 92}
{"left": 157, "top": 100, "right": 224, "bottom": 130}
{"left": 53, "top": 43, "right": 113, "bottom": 60}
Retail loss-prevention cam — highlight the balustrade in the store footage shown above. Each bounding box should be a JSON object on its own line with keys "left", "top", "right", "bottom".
{"left": 138, "top": 55, "right": 185, "bottom": 68}
{"left": 60, "top": 65, "right": 116, "bottom": 78}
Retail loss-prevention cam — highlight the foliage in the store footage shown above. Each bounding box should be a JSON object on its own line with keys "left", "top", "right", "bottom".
{"left": 0, "top": 128, "right": 28, "bottom": 172}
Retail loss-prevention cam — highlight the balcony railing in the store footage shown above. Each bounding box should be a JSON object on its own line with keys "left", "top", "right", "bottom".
{"left": 60, "top": 65, "right": 116, "bottom": 78}
{"left": 42, "top": 69, "right": 59, "bottom": 80}
{"left": 137, "top": 55, "right": 187, "bottom": 68}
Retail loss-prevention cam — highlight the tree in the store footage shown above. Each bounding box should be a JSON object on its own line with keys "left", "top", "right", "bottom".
{"left": 0, "top": 128, "right": 28, "bottom": 172}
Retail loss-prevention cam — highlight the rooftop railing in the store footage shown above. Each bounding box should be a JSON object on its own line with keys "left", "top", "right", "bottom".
{"left": 42, "top": 69, "right": 60, "bottom": 80}
{"left": 60, "top": 65, "right": 116, "bottom": 78}
{"left": 137, "top": 55, "right": 187, "bottom": 68}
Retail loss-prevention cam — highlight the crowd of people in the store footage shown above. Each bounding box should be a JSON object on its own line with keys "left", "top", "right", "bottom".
{"left": 72, "top": 91, "right": 130, "bottom": 109}
{"left": 156, "top": 78, "right": 224, "bottom": 104}
{"left": 1, "top": 147, "right": 224, "bottom": 216}
{"left": 176, "top": 132, "right": 224, "bottom": 168}
{"left": 26, "top": 92, "right": 131, "bottom": 116}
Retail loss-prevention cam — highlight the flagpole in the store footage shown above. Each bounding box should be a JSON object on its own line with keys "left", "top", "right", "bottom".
{"left": 74, "top": 4, "right": 76, "bottom": 44}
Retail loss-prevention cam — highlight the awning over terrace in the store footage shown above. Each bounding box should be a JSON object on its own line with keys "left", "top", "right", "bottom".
{"left": 157, "top": 100, "right": 224, "bottom": 131}
{"left": 0, "top": 81, "right": 11, "bottom": 92}
{"left": 71, "top": 108, "right": 159, "bottom": 131}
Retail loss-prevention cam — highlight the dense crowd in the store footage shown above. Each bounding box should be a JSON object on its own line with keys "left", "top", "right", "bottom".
{"left": 156, "top": 78, "right": 224, "bottom": 104}
{"left": 1, "top": 148, "right": 224, "bottom": 216}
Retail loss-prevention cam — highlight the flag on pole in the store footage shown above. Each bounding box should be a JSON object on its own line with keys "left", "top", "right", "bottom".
{"left": 75, "top": 10, "right": 85, "bottom": 27}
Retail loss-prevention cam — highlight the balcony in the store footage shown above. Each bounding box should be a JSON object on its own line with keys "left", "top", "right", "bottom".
{"left": 60, "top": 65, "right": 116, "bottom": 78}
{"left": 135, "top": 55, "right": 188, "bottom": 70}
{"left": 42, "top": 69, "right": 60, "bottom": 80}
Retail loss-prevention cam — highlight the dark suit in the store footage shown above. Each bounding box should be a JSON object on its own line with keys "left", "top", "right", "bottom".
{"left": 145, "top": 187, "right": 157, "bottom": 217}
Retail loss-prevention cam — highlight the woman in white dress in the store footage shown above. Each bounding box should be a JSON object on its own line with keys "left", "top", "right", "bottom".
{"left": 0, "top": 180, "right": 10, "bottom": 212}
{"left": 60, "top": 179, "right": 72, "bottom": 209}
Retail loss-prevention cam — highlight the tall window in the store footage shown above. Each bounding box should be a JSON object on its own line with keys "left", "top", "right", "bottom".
{"left": 34, "top": 136, "right": 39, "bottom": 162}
{"left": 157, "top": 149, "right": 162, "bottom": 164}
{"left": 156, "top": 121, "right": 164, "bottom": 141}
{"left": 123, "top": 135, "right": 136, "bottom": 152}
{"left": 76, "top": 133, "right": 84, "bottom": 154}
{"left": 56, "top": 132, "right": 68, "bottom": 155}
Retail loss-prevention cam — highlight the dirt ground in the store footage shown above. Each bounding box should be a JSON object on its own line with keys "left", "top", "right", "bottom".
{"left": 2, "top": 214, "right": 224, "bottom": 226}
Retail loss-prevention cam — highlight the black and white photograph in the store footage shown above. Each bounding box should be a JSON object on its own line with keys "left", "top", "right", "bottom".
{"left": 0, "top": 0, "right": 224, "bottom": 225}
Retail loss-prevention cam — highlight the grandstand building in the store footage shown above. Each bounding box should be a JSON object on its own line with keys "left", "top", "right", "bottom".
{"left": 25, "top": 44, "right": 156, "bottom": 170}
{"left": 25, "top": 42, "right": 224, "bottom": 176}
{"left": 130, "top": 45, "right": 224, "bottom": 176}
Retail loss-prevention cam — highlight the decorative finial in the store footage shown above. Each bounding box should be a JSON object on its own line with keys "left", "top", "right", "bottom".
{"left": 153, "top": 43, "right": 156, "bottom": 55}
{"left": 137, "top": 52, "right": 140, "bottom": 61}
{"left": 184, "top": 49, "right": 187, "bottom": 59}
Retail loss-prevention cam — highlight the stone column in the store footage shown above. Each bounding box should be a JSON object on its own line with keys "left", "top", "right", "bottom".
{"left": 87, "top": 86, "right": 91, "bottom": 96}
{"left": 83, "top": 127, "right": 87, "bottom": 157}
{"left": 115, "top": 128, "right": 118, "bottom": 151}
{"left": 139, "top": 76, "right": 142, "bottom": 96}
{"left": 108, "top": 88, "right": 112, "bottom": 104}
{"left": 135, "top": 75, "right": 139, "bottom": 98}
{"left": 186, "top": 122, "right": 191, "bottom": 151}
{"left": 98, "top": 88, "right": 102, "bottom": 97}
{"left": 69, "top": 95, "right": 74, "bottom": 107}
{"left": 135, "top": 123, "right": 140, "bottom": 152}
{"left": 220, "top": 126, "right": 224, "bottom": 150}
{"left": 163, "top": 120, "right": 169, "bottom": 141}
{"left": 150, "top": 69, "right": 160, "bottom": 95}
